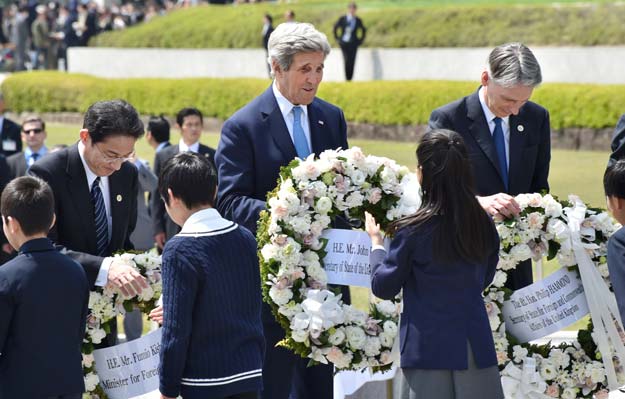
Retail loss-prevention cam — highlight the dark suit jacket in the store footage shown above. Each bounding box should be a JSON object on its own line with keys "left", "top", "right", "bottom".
{"left": 333, "top": 15, "right": 366, "bottom": 46}
{"left": 608, "top": 114, "right": 625, "bottom": 167}
{"left": 428, "top": 90, "right": 551, "bottom": 196}
{"left": 608, "top": 227, "right": 625, "bottom": 325}
{"left": 0, "top": 117, "right": 21, "bottom": 157}
{"left": 216, "top": 86, "right": 348, "bottom": 235}
{"left": 0, "top": 154, "right": 12, "bottom": 264}
{"left": 29, "top": 144, "right": 138, "bottom": 287}
{"left": 0, "top": 238, "right": 89, "bottom": 398}
{"left": 6, "top": 151, "right": 27, "bottom": 179}
{"left": 370, "top": 217, "right": 499, "bottom": 370}
{"left": 151, "top": 143, "right": 216, "bottom": 240}
{"left": 262, "top": 24, "right": 273, "bottom": 50}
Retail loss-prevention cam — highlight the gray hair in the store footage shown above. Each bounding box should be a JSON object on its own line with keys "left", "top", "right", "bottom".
{"left": 487, "top": 43, "right": 542, "bottom": 88}
{"left": 267, "top": 22, "right": 331, "bottom": 78}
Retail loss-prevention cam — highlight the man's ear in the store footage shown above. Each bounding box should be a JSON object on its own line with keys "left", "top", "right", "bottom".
{"left": 480, "top": 70, "right": 490, "bottom": 86}
{"left": 271, "top": 59, "right": 281, "bottom": 76}
{"left": 79, "top": 129, "right": 90, "bottom": 143}
{"left": 166, "top": 188, "right": 178, "bottom": 206}
{"left": 617, "top": 197, "right": 625, "bottom": 211}
{"left": 4, "top": 216, "right": 20, "bottom": 235}
{"left": 49, "top": 213, "right": 56, "bottom": 230}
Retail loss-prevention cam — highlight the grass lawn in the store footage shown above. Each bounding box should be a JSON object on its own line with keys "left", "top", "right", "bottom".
{"left": 46, "top": 123, "right": 607, "bottom": 332}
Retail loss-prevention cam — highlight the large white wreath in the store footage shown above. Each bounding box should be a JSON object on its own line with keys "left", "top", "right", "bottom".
{"left": 257, "top": 147, "right": 420, "bottom": 371}
{"left": 82, "top": 252, "right": 162, "bottom": 399}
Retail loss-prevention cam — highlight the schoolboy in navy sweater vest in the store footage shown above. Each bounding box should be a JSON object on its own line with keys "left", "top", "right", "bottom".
{"left": 155, "top": 152, "right": 264, "bottom": 399}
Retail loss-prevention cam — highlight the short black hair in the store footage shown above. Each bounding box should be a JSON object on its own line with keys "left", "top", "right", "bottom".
{"left": 83, "top": 99, "right": 144, "bottom": 144}
{"left": 176, "top": 107, "right": 203, "bottom": 127}
{"left": 147, "top": 115, "right": 170, "bottom": 143}
{"left": 604, "top": 160, "right": 625, "bottom": 199}
{"left": 1, "top": 176, "right": 55, "bottom": 236}
{"left": 159, "top": 152, "right": 217, "bottom": 209}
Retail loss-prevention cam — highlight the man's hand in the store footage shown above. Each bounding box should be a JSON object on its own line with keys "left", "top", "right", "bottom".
{"left": 149, "top": 305, "right": 163, "bottom": 325}
{"left": 365, "top": 212, "right": 384, "bottom": 246}
{"left": 154, "top": 232, "right": 166, "bottom": 250}
{"left": 477, "top": 193, "right": 521, "bottom": 219}
{"left": 107, "top": 260, "right": 148, "bottom": 297}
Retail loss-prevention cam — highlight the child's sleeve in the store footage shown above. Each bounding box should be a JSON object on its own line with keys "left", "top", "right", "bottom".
{"left": 159, "top": 243, "right": 199, "bottom": 398}
{"left": 370, "top": 228, "right": 414, "bottom": 299}
{"left": 608, "top": 232, "right": 625, "bottom": 325}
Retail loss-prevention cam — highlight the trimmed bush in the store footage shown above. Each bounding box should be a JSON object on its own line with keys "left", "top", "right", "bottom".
{"left": 3, "top": 71, "right": 625, "bottom": 130}
{"left": 91, "top": 3, "right": 625, "bottom": 49}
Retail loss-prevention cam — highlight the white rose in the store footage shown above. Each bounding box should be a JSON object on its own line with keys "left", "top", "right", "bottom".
{"left": 382, "top": 320, "right": 398, "bottom": 335}
{"left": 491, "top": 271, "right": 507, "bottom": 288}
{"left": 343, "top": 304, "right": 369, "bottom": 326}
{"left": 345, "top": 191, "right": 364, "bottom": 208}
{"left": 349, "top": 170, "right": 366, "bottom": 186}
{"left": 306, "top": 263, "right": 328, "bottom": 285}
{"left": 540, "top": 360, "right": 557, "bottom": 380}
{"left": 326, "top": 346, "right": 353, "bottom": 369}
{"left": 527, "top": 212, "right": 545, "bottom": 230}
{"left": 82, "top": 353, "right": 95, "bottom": 368}
{"left": 84, "top": 372, "right": 100, "bottom": 391}
{"left": 547, "top": 219, "right": 570, "bottom": 243}
{"left": 561, "top": 388, "right": 579, "bottom": 399}
{"left": 315, "top": 197, "right": 333, "bottom": 214}
{"left": 89, "top": 328, "right": 106, "bottom": 344}
{"left": 278, "top": 302, "right": 302, "bottom": 318}
{"left": 363, "top": 336, "right": 382, "bottom": 357}
{"left": 289, "top": 214, "right": 312, "bottom": 235}
{"left": 510, "top": 244, "right": 532, "bottom": 262}
{"left": 328, "top": 328, "right": 346, "bottom": 346}
{"left": 549, "top": 348, "right": 570, "bottom": 369}
{"left": 587, "top": 364, "right": 606, "bottom": 384}
{"left": 544, "top": 199, "right": 563, "bottom": 218}
{"left": 269, "top": 286, "right": 293, "bottom": 306}
{"left": 379, "top": 332, "right": 394, "bottom": 348}
{"left": 345, "top": 326, "right": 367, "bottom": 350}
{"left": 375, "top": 300, "right": 398, "bottom": 317}
{"left": 512, "top": 345, "right": 528, "bottom": 363}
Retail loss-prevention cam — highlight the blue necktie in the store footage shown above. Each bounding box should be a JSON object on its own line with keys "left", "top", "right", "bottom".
{"left": 292, "top": 106, "right": 311, "bottom": 159}
{"left": 492, "top": 117, "right": 509, "bottom": 191}
{"left": 91, "top": 177, "right": 109, "bottom": 256}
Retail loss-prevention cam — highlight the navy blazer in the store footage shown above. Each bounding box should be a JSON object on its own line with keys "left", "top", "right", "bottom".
{"left": 370, "top": 217, "right": 499, "bottom": 370}
{"left": 429, "top": 90, "right": 551, "bottom": 196}
{"left": 0, "top": 238, "right": 89, "bottom": 398}
{"left": 216, "top": 86, "right": 348, "bottom": 235}
{"left": 29, "top": 144, "right": 138, "bottom": 287}
{"left": 608, "top": 227, "right": 625, "bottom": 325}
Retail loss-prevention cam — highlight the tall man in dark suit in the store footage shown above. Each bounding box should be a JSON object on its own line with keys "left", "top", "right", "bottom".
{"left": 7, "top": 115, "right": 48, "bottom": 179}
{"left": 0, "top": 176, "right": 89, "bottom": 399}
{"left": 145, "top": 115, "right": 171, "bottom": 161}
{"left": 0, "top": 93, "right": 22, "bottom": 157}
{"left": 216, "top": 22, "right": 349, "bottom": 399}
{"left": 29, "top": 100, "right": 148, "bottom": 346}
{"left": 152, "top": 107, "right": 216, "bottom": 249}
{"left": 429, "top": 42, "right": 551, "bottom": 290}
{"left": 333, "top": 2, "right": 366, "bottom": 81}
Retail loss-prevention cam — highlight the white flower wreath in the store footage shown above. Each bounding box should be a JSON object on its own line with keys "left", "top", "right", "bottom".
{"left": 82, "top": 251, "right": 162, "bottom": 399}
{"left": 488, "top": 193, "right": 623, "bottom": 399}
{"left": 257, "top": 147, "right": 421, "bottom": 371}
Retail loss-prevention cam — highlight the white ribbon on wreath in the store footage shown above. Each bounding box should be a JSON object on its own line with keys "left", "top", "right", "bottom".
{"left": 501, "top": 357, "right": 551, "bottom": 399}
{"left": 566, "top": 198, "right": 625, "bottom": 390}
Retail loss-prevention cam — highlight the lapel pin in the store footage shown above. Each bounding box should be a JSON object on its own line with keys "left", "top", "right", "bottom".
{"left": 318, "top": 120, "right": 324, "bottom": 126}
{"left": 517, "top": 124, "right": 525, "bottom": 132}
{"left": 116, "top": 194, "right": 122, "bottom": 202}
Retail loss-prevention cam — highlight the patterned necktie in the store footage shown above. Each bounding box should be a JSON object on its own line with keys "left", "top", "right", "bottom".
{"left": 28, "top": 153, "right": 39, "bottom": 167}
{"left": 292, "top": 106, "right": 311, "bottom": 159}
{"left": 91, "top": 177, "right": 109, "bottom": 256}
{"left": 492, "top": 117, "right": 509, "bottom": 191}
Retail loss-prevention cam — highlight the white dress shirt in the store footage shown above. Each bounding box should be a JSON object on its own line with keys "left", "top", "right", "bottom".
{"left": 179, "top": 138, "right": 200, "bottom": 153}
{"left": 479, "top": 86, "right": 510, "bottom": 170}
{"left": 78, "top": 140, "right": 113, "bottom": 286}
{"left": 272, "top": 81, "right": 312, "bottom": 152}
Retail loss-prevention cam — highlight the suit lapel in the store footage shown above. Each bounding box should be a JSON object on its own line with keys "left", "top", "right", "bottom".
{"left": 508, "top": 115, "right": 527, "bottom": 195}
{"left": 466, "top": 91, "right": 507, "bottom": 186}
{"left": 18, "top": 156, "right": 27, "bottom": 176}
{"left": 65, "top": 145, "right": 98, "bottom": 254}
{"left": 308, "top": 100, "right": 328, "bottom": 155}
{"left": 260, "top": 87, "right": 297, "bottom": 162}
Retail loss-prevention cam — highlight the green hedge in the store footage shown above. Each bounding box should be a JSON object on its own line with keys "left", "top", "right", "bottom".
{"left": 91, "top": 3, "right": 625, "bottom": 48}
{"left": 3, "top": 71, "right": 625, "bottom": 130}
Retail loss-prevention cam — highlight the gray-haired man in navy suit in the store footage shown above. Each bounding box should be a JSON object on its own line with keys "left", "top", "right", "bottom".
{"left": 429, "top": 42, "right": 551, "bottom": 290}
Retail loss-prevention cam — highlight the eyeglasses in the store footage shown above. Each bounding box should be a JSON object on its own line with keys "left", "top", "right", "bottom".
{"left": 93, "top": 142, "right": 135, "bottom": 164}
{"left": 23, "top": 128, "right": 43, "bottom": 134}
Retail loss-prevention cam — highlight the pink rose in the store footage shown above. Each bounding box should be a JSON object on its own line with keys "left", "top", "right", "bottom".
{"left": 274, "top": 204, "right": 288, "bottom": 218}
{"left": 303, "top": 234, "right": 314, "bottom": 246}
{"left": 595, "top": 389, "right": 609, "bottom": 399}
{"left": 272, "top": 235, "right": 288, "bottom": 246}
{"left": 545, "top": 383, "right": 559, "bottom": 397}
{"left": 368, "top": 188, "right": 382, "bottom": 205}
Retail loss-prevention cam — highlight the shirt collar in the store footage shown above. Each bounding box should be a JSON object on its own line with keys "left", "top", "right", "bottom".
{"left": 19, "top": 237, "right": 55, "bottom": 254}
{"left": 25, "top": 145, "right": 47, "bottom": 158}
{"left": 272, "top": 80, "right": 309, "bottom": 121}
{"left": 78, "top": 140, "right": 102, "bottom": 187}
{"left": 478, "top": 86, "right": 509, "bottom": 127}
{"left": 179, "top": 208, "right": 234, "bottom": 234}
{"left": 179, "top": 139, "right": 199, "bottom": 153}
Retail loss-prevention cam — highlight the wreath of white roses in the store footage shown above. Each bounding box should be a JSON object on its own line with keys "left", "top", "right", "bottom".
{"left": 257, "top": 147, "right": 420, "bottom": 371}
{"left": 488, "top": 193, "right": 622, "bottom": 399}
{"left": 82, "top": 252, "right": 162, "bottom": 399}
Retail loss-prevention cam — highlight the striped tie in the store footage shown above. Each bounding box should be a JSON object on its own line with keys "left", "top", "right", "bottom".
{"left": 91, "top": 177, "right": 109, "bottom": 256}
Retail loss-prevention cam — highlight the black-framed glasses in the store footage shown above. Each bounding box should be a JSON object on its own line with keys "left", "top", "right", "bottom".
{"left": 23, "top": 128, "right": 43, "bottom": 135}
{"left": 93, "top": 142, "right": 135, "bottom": 164}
